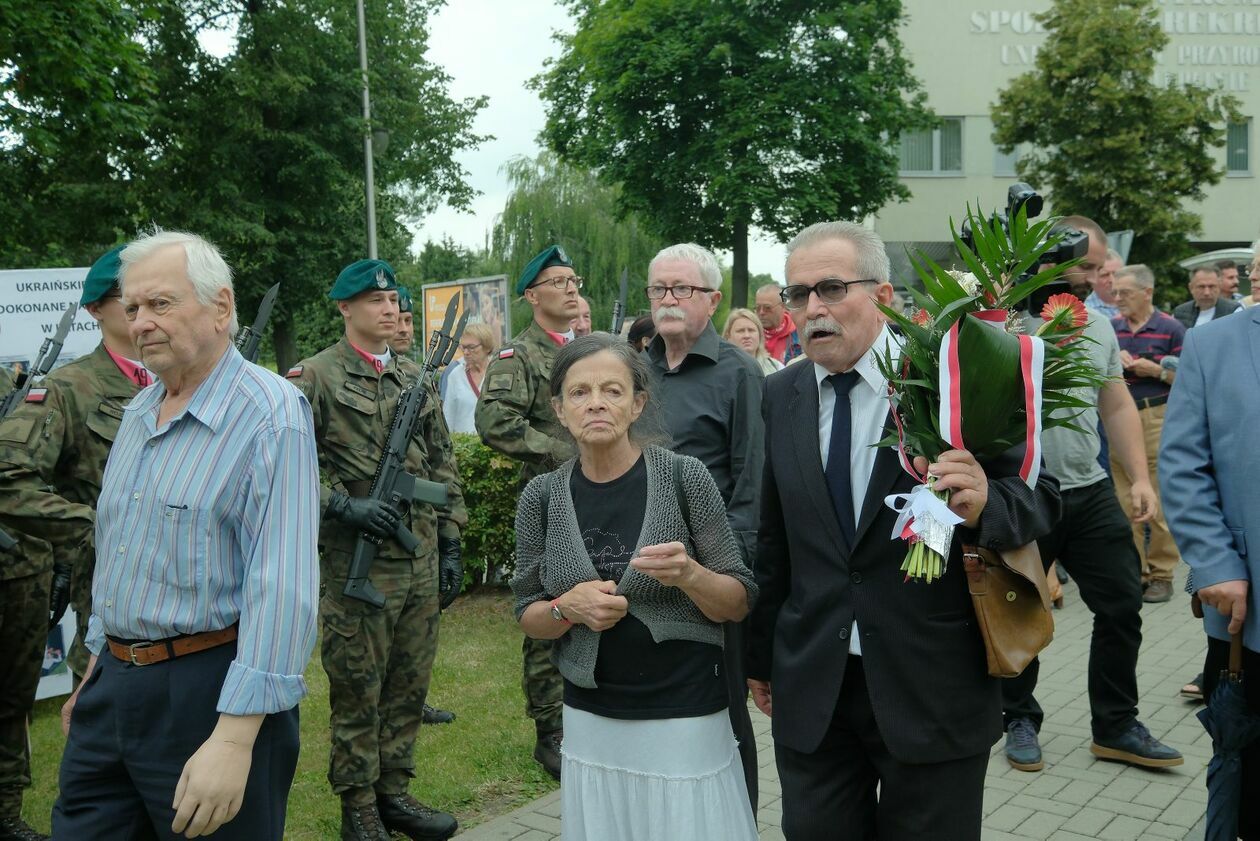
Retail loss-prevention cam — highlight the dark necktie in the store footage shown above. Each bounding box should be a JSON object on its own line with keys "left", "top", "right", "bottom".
{"left": 135, "top": 368, "right": 150, "bottom": 388}
{"left": 825, "top": 371, "right": 861, "bottom": 549}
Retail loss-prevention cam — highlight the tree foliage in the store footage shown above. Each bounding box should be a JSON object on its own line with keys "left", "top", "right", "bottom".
{"left": 991, "top": 0, "right": 1239, "bottom": 303}
{"left": 491, "top": 152, "right": 666, "bottom": 334}
{"left": 531, "top": 0, "right": 934, "bottom": 308}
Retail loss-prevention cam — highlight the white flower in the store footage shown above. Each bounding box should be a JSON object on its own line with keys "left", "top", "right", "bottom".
{"left": 946, "top": 269, "right": 982, "bottom": 296}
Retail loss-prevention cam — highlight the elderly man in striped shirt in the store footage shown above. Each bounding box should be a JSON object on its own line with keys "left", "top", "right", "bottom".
{"left": 52, "top": 229, "right": 320, "bottom": 840}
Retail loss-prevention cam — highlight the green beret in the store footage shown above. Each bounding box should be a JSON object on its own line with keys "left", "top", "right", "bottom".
{"left": 515, "top": 244, "right": 572, "bottom": 295}
{"left": 397, "top": 286, "right": 413, "bottom": 313}
{"left": 80, "top": 245, "right": 125, "bottom": 305}
{"left": 329, "top": 258, "right": 397, "bottom": 301}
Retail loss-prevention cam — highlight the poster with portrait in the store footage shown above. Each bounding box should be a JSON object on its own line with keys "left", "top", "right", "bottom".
{"left": 420, "top": 275, "right": 510, "bottom": 364}
{"left": 36, "top": 608, "right": 77, "bottom": 700}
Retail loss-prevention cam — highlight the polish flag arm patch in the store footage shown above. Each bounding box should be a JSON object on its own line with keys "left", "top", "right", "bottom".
{"left": 25, "top": 388, "right": 47, "bottom": 403}
{"left": 285, "top": 365, "right": 303, "bottom": 378}
{"left": 498, "top": 348, "right": 515, "bottom": 359}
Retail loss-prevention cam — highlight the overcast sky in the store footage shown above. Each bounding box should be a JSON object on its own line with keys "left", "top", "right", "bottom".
{"left": 416, "top": 0, "right": 786, "bottom": 281}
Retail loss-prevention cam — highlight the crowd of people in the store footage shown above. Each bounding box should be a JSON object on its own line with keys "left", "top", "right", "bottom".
{"left": 0, "top": 220, "right": 1255, "bottom": 841}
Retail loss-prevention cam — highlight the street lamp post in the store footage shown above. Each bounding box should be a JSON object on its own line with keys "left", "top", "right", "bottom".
{"left": 356, "top": 0, "right": 378, "bottom": 259}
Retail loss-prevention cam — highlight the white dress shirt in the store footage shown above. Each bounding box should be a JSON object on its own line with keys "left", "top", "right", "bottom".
{"left": 814, "top": 326, "right": 897, "bottom": 655}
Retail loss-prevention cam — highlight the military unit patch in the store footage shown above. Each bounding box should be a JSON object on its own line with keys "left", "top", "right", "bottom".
{"left": 285, "top": 365, "right": 303, "bottom": 378}
{"left": 25, "top": 389, "right": 47, "bottom": 403}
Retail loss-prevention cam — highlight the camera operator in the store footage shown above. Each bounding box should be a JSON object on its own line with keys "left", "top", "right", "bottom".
{"left": 1001, "top": 214, "right": 1183, "bottom": 775}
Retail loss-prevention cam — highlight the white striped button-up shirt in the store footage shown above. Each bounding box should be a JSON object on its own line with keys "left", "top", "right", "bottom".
{"left": 86, "top": 345, "right": 320, "bottom": 716}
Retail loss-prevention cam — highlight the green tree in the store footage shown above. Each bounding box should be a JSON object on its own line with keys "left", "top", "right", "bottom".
{"left": 991, "top": 0, "right": 1239, "bottom": 303}
{"left": 491, "top": 152, "right": 666, "bottom": 334}
{"left": 532, "top": 0, "right": 934, "bottom": 309}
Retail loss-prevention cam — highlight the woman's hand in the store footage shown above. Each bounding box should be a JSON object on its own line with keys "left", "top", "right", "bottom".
{"left": 560, "top": 580, "right": 629, "bottom": 631}
{"left": 629, "top": 542, "right": 697, "bottom": 588}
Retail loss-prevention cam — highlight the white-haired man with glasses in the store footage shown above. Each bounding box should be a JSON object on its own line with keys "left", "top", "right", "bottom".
{"left": 642, "top": 242, "right": 765, "bottom": 812}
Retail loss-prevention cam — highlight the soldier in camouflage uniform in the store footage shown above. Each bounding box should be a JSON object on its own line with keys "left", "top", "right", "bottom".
{"left": 474, "top": 244, "right": 581, "bottom": 780}
{"left": 0, "top": 249, "right": 143, "bottom": 841}
{"left": 287, "top": 259, "right": 467, "bottom": 841}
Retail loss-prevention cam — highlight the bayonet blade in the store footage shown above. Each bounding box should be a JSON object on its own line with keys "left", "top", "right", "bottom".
{"left": 441, "top": 310, "right": 471, "bottom": 368}
{"left": 611, "top": 268, "right": 629, "bottom": 334}
{"left": 251, "top": 283, "right": 280, "bottom": 337}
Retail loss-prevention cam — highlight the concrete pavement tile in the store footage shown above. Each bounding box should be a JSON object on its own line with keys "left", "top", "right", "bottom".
{"left": 1157, "top": 796, "right": 1207, "bottom": 828}
{"left": 758, "top": 829, "right": 787, "bottom": 841}
{"left": 458, "top": 821, "right": 535, "bottom": 840}
{"left": 515, "top": 811, "right": 562, "bottom": 835}
{"left": 1143, "top": 820, "right": 1192, "bottom": 839}
{"left": 1012, "top": 810, "right": 1068, "bottom": 840}
{"left": 987, "top": 804, "right": 1035, "bottom": 832}
{"left": 1088, "top": 795, "right": 1162, "bottom": 821}
{"left": 983, "top": 787, "right": 1014, "bottom": 817}
{"left": 1008, "top": 794, "right": 1079, "bottom": 819}
{"left": 1052, "top": 778, "right": 1103, "bottom": 806}
{"left": 1058, "top": 805, "right": 1113, "bottom": 836}
{"left": 511, "top": 832, "right": 556, "bottom": 841}
{"left": 1097, "top": 815, "right": 1151, "bottom": 840}
{"left": 1046, "top": 832, "right": 1105, "bottom": 841}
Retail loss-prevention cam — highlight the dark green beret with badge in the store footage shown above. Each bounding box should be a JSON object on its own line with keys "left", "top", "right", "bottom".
{"left": 80, "top": 245, "right": 126, "bottom": 305}
{"left": 397, "top": 285, "right": 413, "bottom": 313}
{"left": 329, "top": 258, "right": 397, "bottom": 300}
{"left": 515, "top": 244, "right": 572, "bottom": 295}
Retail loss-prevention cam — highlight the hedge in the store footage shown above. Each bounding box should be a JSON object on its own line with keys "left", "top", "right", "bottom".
{"left": 452, "top": 433, "right": 524, "bottom": 586}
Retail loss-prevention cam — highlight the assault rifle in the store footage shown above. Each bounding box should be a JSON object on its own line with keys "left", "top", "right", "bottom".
{"left": 610, "top": 268, "right": 628, "bottom": 335}
{"left": 343, "top": 292, "right": 469, "bottom": 607}
{"left": 235, "top": 283, "right": 280, "bottom": 364}
{"left": 0, "top": 302, "right": 77, "bottom": 552}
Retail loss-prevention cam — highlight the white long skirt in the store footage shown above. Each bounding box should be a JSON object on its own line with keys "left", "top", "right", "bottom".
{"left": 560, "top": 704, "right": 759, "bottom": 841}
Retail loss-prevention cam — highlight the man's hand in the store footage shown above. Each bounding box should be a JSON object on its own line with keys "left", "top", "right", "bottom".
{"left": 171, "top": 714, "right": 263, "bottom": 838}
{"left": 1119, "top": 350, "right": 1136, "bottom": 369}
{"left": 327, "top": 491, "right": 398, "bottom": 540}
{"left": 748, "top": 679, "right": 772, "bottom": 717}
{"left": 1128, "top": 480, "right": 1159, "bottom": 524}
{"left": 1197, "top": 580, "right": 1249, "bottom": 635}
{"left": 49, "top": 563, "right": 73, "bottom": 629}
{"left": 629, "top": 542, "right": 697, "bottom": 588}
{"left": 559, "top": 580, "right": 628, "bottom": 631}
{"left": 437, "top": 536, "right": 463, "bottom": 610}
{"left": 913, "top": 450, "right": 989, "bottom": 528}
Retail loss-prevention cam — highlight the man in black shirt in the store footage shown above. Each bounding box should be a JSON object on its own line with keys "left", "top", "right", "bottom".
{"left": 642, "top": 242, "right": 765, "bottom": 812}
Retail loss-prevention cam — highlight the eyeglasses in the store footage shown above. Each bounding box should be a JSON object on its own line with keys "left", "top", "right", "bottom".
{"left": 780, "top": 278, "right": 878, "bottom": 310}
{"left": 645, "top": 284, "right": 711, "bottom": 300}
{"left": 458, "top": 343, "right": 482, "bottom": 353}
{"left": 529, "top": 275, "right": 583, "bottom": 291}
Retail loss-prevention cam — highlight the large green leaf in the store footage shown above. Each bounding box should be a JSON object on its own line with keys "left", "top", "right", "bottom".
{"left": 954, "top": 314, "right": 1025, "bottom": 457}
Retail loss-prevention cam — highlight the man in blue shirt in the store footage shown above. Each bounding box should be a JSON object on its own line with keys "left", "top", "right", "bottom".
{"left": 53, "top": 229, "right": 320, "bottom": 840}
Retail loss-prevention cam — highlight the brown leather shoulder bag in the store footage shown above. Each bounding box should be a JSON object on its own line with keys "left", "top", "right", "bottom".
{"left": 962, "top": 543, "right": 1055, "bottom": 678}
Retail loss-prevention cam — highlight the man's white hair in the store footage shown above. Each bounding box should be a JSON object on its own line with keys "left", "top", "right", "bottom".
{"left": 785, "top": 222, "right": 891, "bottom": 283}
{"left": 1116, "top": 264, "right": 1155, "bottom": 290}
{"left": 649, "top": 243, "right": 723, "bottom": 291}
{"left": 119, "top": 228, "right": 239, "bottom": 338}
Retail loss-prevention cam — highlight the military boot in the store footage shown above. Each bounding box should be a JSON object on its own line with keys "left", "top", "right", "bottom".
{"left": 421, "top": 703, "right": 456, "bottom": 725}
{"left": 340, "top": 801, "right": 391, "bottom": 841}
{"left": 533, "top": 727, "right": 563, "bottom": 781}
{"left": 376, "top": 793, "right": 457, "bottom": 840}
{"left": 0, "top": 817, "right": 50, "bottom": 841}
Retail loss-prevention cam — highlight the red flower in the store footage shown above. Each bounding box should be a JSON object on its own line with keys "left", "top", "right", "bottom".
{"left": 911, "top": 308, "right": 931, "bottom": 327}
{"left": 1040, "top": 293, "right": 1087, "bottom": 329}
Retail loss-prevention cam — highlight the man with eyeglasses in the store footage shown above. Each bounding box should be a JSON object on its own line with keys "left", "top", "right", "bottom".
{"left": 475, "top": 244, "right": 582, "bottom": 781}
{"left": 641, "top": 242, "right": 765, "bottom": 811}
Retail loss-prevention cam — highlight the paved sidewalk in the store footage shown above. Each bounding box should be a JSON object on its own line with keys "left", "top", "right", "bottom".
{"left": 461, "top": 568, "right": 1211, "bottom": 840}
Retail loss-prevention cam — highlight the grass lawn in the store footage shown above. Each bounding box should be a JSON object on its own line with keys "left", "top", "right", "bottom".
{"left": 20, "top": 589, "right": 557, "bottom": 837}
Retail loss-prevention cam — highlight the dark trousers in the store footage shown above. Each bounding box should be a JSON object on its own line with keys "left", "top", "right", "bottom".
{"left": 775, "top": 656, "right": 988, "bottom": 841}
{"left": 1003, "top": 478, "right": 1143, "bottom": 740}
{"left": 723, "top": 619, "right": 758, "bottom": 816}
{"left": 1202, "top": 636, "right": 1260, "bottom": 841}
{"left": 52, "top": 642, "right": 299, "bottom": 840}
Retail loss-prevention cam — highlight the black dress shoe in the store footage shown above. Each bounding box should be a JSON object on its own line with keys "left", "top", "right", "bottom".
{"left": 422, "top": 703, "right": 456, "bottom": 725}
{"left": 377, "top": 793, "right": 458, "bottom": 840}
{"left": 0, "top": 817, "right": 49, "bottom": 841}
{"left": 1091, "top": 722, "right": 1183, "bottom": 768}
{"left": 339, "top": 803, "right": 391, "bottom": 841}
{"left": 534, "top": 728, "right": 563, "bottom": 781}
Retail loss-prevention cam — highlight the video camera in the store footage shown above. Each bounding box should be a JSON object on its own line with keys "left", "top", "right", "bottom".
{"left": 959, "top": 182, "right": 1089, "bottom": 314}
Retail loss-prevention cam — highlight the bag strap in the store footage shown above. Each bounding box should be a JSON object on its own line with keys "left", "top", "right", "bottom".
{"left": 539, "top": 472, "right": 553, "bottom": 546}
{"left": 672, "top": 452, "right": 692, "bottom": 540}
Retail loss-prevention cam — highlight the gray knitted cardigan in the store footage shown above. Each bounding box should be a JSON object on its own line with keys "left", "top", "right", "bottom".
{"left": 511, "top": 444, "right": 758, "bottom": 690}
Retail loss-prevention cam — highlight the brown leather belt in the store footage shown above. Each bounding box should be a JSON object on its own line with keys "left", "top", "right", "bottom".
{"left": 1135, "top": 394, "right": 1168, "bottom": 410}
{"left": 106, "top": 625, "right": 237, "bottom": 667}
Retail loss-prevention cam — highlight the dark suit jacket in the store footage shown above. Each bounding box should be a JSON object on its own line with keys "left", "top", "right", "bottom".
{"left": 1173, "top": 298, "right": 1241, "bottom": 330}
{"left": 747, "top": 359, "right": 1061, "bottom": 763}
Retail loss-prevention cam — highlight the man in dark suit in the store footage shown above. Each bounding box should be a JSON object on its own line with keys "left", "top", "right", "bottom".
{"left": 1172, "top": 265, "right": 1241, "bottom": 329}
{"left": 746, "top": 221, "right": 1061, "bottom": 841}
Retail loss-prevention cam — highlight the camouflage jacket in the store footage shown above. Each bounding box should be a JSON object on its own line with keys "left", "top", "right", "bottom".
{"left": 289, "top": 337, "right": 466, "bottom": 567}
{"left": 474, "top": 320, "right": 570, "bottom": 485}
{"left": 0, "top": 344, "right": 133, "bottom": 580}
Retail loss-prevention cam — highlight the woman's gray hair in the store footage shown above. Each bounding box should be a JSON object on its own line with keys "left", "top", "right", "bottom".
{"left": 649, "top": 243, "right": 723, "bottom": 291}
{"left": 785, "top": 221, "right": 890, "bottom": 283}
{"left": 550, "top": 332, "right": 668, "bottom": 447}
{"left": 119, "top": 227, "right": 239, "bottom": 338}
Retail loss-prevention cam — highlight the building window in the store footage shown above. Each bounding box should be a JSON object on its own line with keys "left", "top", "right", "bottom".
{"left": 899, "top": 118, "right": 963, "bottom": 175}
{"left": 1227, "top": 120, "right": 1250, "bottom": 174}
{"left": 994, "top": 145, "right": 1021, "bottom": 177}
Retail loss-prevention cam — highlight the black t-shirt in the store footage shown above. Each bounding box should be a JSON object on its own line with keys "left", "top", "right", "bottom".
{"left": 562, "top": 454, "right": 725, "bottom": 720}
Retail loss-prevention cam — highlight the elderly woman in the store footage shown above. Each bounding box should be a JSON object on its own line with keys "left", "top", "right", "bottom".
{"left": 440, "top": 321, "right": 495, "bottom": 434}
{"left": 723, "top": 307, "right": 783, "bottom": 375}
{"left": 511, "top": 333, "right": 758, "bottom": 841}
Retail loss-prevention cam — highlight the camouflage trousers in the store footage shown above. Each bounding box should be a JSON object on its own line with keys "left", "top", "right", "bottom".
{"left": 522, "top": 636, "right": 562, "bottom": 734}
{"left": 0, "top": 570, "right": 51, "bottom": 819}
{"left": 320, "top": 553, "right": 441, "bottom": 804}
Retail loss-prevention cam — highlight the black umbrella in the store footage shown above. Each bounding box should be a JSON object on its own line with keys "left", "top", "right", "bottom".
{"left": 1198, "top": 632, "right": 1260, "bottom": 841}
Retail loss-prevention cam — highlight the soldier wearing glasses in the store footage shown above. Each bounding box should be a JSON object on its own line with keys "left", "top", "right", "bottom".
{"left": 475, "top": 244, "right": 582, "bottom": 780}
{"left": 642, "top": 242, "right": 765, "bottom": 811}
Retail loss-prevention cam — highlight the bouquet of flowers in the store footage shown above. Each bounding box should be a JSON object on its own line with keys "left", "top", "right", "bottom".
{"left": 876, "top": 205, "right": 1107, "bottom": 582}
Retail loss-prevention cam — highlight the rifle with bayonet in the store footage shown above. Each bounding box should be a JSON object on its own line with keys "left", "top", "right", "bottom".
{"left": 0, "top": 303, "right": 78, "bottom": 552}
{"left": 610, "top": 268, "right": 628, "bottom": 336}
{"left": 235, "top": 282, "right": 280, "bottom": 364}
{"left": 343, "top": 293, "right": 470, "bottom": 607}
